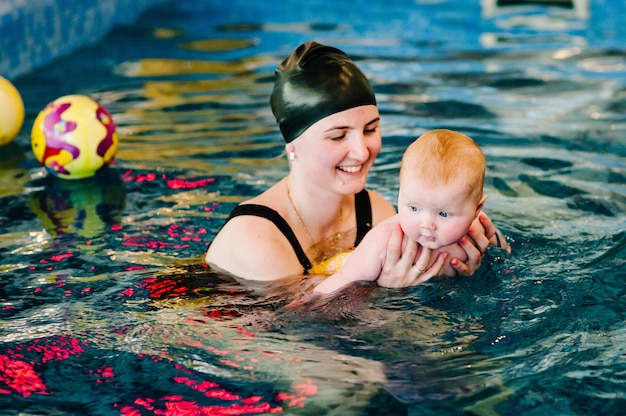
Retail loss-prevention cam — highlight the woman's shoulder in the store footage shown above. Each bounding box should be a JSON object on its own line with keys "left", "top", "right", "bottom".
{"left": 206, "top": 182, "right": 296, "bottom": 276}
{"left": 206, "top": 211, "right": 301, "bottom": 280}
{"left": 214, "top": 196, "right": 289, "bottom": 245}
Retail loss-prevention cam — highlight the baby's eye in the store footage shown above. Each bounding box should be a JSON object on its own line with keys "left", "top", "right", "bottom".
{"left": 409, "top": 205, "right": 419, "bottom": 212}
{"left": 439, "top": 211, "right": 449, "bottom": 218}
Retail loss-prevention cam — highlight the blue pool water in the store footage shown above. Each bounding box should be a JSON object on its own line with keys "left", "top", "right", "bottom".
{"left": 1, "top": 0, "right": 625, "bottom": 414}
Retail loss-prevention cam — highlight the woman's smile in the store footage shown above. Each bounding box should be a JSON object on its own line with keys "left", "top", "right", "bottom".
{"left": 337, "top": 164, "right": 363, "bottom": 174}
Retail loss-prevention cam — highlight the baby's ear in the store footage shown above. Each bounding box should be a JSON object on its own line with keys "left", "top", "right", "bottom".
{"left": 475, "top": 194, "right": 488, "bottom": 217}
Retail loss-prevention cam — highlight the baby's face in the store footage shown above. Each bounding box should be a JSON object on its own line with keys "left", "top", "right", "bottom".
{"left": 397, "top": 175, "right": 481, "bottom": 249}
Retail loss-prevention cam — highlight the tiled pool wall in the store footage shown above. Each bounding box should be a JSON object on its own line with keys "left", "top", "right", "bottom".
{"left": 0, "top": 0, "right": 166, "bottom": 80}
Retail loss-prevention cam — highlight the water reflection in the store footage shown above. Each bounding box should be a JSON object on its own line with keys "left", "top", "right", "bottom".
{"left": 0, "top": 141, "right": 28, "bottom": 199}
{"left": 28, "top": 168, "right": 126, "bottom": 239}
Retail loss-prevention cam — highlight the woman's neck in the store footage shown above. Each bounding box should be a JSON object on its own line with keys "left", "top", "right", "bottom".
{"left": 284, "top": 176, "right": 350, "bottom": 242}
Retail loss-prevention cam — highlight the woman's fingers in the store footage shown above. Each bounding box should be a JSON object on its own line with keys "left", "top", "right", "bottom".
{"left": 379, "top": 244, "right": 438, "bottom": 288}
{"left": 416, "top": 252, "right": 447, "bottom": 284}
{"left": 450, "top": 212, "right": 511, "bottom": 276}
{"left": 379, "top": 225, "right": 414, "bottom": 287}
{"left": 478, "top": 211, "right": 493, "bottom": 236}
{"left": 451, "top": 237, "right": 482, "bottom": 276}
{"left": 451, "top": 211, "right": 497, "bottom": 277}
{"left": 383, "top": 224, "right": 418, "bottom": 267}
{"left": 468, "top": 213, "right": 490, "bottom": 255}
{"left": 479, "top": 212, "right": 511, "bottom": 253}
{"left": 412, "top": 245, "right": 431, "bottom": 276}
{"left": 385, "top": 224, "right": 404, "bottom": 262}
{"left": 401, "top": 232, "right": 419, "bottom": 266}
{"left": 409, "top": 247, "right": 443, "bottom": 285}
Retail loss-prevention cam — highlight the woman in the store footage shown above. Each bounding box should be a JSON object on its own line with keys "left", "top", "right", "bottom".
{"left": 205, "top": 42, "right": 504, "bottom": 292}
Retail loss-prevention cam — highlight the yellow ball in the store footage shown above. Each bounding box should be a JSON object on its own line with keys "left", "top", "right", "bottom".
{"left": 31, "top": 95, "right": 119, "bottom": 180}
{"left": 0, "top": 76, "right": 25, "bottom": 146}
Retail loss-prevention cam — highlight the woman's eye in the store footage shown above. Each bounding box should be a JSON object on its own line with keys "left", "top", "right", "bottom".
{"left": 330, "top": 134, "right": 346, "bottom": 141}
{"left": 364, "top": 127, "right": 378, "bottom": 134}
{"left": 439, "top": 211, "right": 449, "bottom": 218}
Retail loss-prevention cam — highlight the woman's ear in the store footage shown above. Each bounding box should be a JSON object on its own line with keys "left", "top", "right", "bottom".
{"left": 285, "top": 143, "right": 295, "bottom": 161}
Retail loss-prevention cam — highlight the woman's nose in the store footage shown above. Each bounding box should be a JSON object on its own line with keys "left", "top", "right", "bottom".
{"left": 348, "top": 135, "right": 369, "bottom": 160}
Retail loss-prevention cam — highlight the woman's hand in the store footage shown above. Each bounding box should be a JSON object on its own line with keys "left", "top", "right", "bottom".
{"left": 377, "top": 225, "right": 447, "bottom": 288}
{"left": 481, "top": 211, "right": 511, "bottom": 253}
{"left": 450, "top": 211, "right": 510, "bottom": 276}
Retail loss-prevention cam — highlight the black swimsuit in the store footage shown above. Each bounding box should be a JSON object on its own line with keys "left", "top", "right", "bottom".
{"left": 224, "top": 189, "right": 373, "bottom": 274}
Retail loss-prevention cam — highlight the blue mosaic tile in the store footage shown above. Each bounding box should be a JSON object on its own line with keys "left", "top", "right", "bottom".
{"left": 0, "top": 0, "right": 165, "bottom": 80}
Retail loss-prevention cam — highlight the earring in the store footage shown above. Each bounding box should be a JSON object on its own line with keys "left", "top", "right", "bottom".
{"left": 288, "top": 152, "right": 295, "bottom": 161}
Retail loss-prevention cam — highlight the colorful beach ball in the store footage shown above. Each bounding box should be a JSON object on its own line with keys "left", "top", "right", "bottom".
{"left": 0, "top": 76, "right": 25, "bottom": 146}
{"left": 31, "top": 95, "right": 119, "bottom": 179}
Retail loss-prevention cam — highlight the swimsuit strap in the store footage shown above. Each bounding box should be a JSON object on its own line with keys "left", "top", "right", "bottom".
{"left": 354, "top": 189, "right": 372, "bottom": 246}
{"left": 224, "top": 190, "right": 373, "bottom": 274}
{"left": 226, "top": 204, "right": 313, "bottom": 273}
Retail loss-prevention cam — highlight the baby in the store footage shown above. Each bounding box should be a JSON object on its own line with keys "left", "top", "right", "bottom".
{"left": 314, "top": 129, "right": 489, "bottom": 293}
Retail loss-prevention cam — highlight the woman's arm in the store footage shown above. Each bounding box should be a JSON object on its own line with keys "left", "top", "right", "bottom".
{"left": 312, "top": 220, "right": 394, "bottom": 294}
{"left": 314, "top": 222, "right": 446, "bottom": 294}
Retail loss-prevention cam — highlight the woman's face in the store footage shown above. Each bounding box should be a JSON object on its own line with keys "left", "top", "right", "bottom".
{"left": 290, "top": 105, "right": 381, "bottom": 196}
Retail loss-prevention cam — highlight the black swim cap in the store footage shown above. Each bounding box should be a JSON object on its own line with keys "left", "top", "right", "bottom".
{"left": 270, "top": 42, "right": 377, "bottom": 143}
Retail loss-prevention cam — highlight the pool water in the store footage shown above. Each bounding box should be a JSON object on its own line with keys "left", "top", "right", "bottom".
{"left": 1, "top": 0, "right": 625, "bottom": 414}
